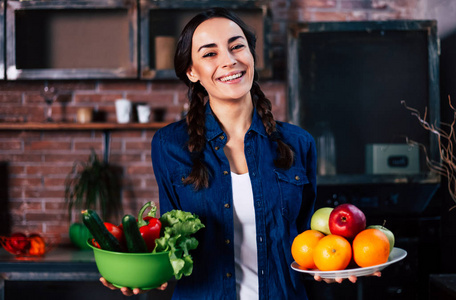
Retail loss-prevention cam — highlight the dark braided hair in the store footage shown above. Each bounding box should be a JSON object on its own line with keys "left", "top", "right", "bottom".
{"left": 174, "top": 7, "right": 294, "bottom": 190}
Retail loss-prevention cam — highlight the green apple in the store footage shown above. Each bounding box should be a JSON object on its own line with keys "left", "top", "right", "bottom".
{"left": 367, "top": 224, "right": 395, "bottom": 253}
{"left": 310, "top": 207, "right": 333, "bottom": 235}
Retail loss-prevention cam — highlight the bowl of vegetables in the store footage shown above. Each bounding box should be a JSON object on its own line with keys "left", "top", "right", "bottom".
{"left": 83, "top": 202, "right": 204, "bottom": 290}
{"left": 87, "top": 242, "right": 174, "bottom": 290}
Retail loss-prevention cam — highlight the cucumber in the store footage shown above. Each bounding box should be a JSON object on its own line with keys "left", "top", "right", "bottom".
{"left": 122, "top": 214, "right": 148, "bottom": 253}
{"left": 81, "top": 209, "right": 122, "bottom": 252}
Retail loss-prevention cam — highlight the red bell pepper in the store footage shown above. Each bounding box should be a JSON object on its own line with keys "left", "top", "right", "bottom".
{"left": 137, "top": 202, "right": 161, "bottom": 252}
{"left": 4, "top": 233, "right": 30, "bottom": 255}
{"left": 103, "top": 222, "right": 126, "bottom": 251}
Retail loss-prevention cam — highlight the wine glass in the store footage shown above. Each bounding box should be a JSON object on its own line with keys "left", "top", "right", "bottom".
{"left": 41, "top": 85, "right": 58, "bottom": 122}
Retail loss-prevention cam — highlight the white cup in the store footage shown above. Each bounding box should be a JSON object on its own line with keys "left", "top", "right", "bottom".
{"left": 137, "top": 104, "right": 151, "bottom": 123}
{"left": 115, "top": 99, "right": 132, "bottom": 124}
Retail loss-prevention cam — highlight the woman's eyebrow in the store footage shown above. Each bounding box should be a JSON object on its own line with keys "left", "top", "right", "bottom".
{"left": 197, "top": 35, "right": 245, "bottom": 52}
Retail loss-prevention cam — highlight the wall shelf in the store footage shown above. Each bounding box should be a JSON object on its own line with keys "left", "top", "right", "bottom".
{"left": 0, "top": 122, "right": 169, "bottom": 131}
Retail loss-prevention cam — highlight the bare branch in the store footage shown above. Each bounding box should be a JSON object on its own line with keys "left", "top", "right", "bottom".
{"left": 403, "top": 97, "right": 456, "bottom": 210}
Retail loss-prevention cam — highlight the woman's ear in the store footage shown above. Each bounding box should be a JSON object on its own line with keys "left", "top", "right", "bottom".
{"left": 186, "top": 68, "right": 199, "bottom": 83}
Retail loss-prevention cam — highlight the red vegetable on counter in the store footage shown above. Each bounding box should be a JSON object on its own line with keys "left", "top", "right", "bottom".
{"left": 137, "top": 202, "right": 161, "bottom": 252}
{"left": 4, "top": 233, "right": 30, "bottom": 255}
{"left": 28, "top": 234, "right": 46, "bottom": 256}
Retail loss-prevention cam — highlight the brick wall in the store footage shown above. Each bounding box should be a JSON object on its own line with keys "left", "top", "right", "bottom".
{"left": 0, "top": 0, "right": 424, "bottom": 245}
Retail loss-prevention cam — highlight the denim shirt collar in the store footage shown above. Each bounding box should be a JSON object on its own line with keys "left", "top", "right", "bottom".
{"left": 204, "top": 101, "right": 268, "bottom": 141}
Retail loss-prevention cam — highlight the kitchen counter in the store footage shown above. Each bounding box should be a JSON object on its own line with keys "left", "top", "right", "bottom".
{"left": 0, "top": 246, "right": 101, "bottom": 300}
{"left": 0, "top": 246, "right": 174, "bottom": 300}
{"left": 0, "top": 246, "right": 99, "bottom": 280}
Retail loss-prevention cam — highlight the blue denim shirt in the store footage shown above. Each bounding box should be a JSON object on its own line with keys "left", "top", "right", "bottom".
{"left": 151, "top": 103, "right": 317, "bottom": 299}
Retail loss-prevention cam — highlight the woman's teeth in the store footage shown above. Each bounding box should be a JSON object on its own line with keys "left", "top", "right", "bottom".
{"left": 220, "top": 72, "right": 243, "bottom": 82}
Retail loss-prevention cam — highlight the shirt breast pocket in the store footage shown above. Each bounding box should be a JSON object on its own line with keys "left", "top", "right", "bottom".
{"left": 170, "top": 167, "right": 205, "bottom": 214}
{"left": 274, "top": 167, "right": 309, "bottom": 223}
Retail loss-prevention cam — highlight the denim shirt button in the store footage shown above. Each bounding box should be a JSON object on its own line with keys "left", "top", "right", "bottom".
{"left": 225, "top": 239, "right": 231, "bottom": 244}
{"left": 295, "top": 175, "right": 300, "bottom": 181}
{"left": 219, "top": 135, "right": 225, "bottom": 140}
{"left": 224, "top": 203, "right": 230, "bottom": 208}
{"left": 259, "top": 236, "right": 263, "bottom": 243}
{"left": 226, "top": 272, "right": 232, "bottom": 278}
{"left": 223, "top": 170, "right": 229, "bottom": 175}
{"left": 215, "top": 146, "right": 220, "bottom": 150}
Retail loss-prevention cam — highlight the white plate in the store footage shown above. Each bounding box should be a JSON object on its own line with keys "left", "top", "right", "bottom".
{"left": 291, "top": 247, "right": 407, "bottom": 279}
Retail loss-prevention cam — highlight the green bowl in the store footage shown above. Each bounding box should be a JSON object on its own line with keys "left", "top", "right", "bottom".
{"left": 87, "top": 241, "right": 174, "bottom": 290}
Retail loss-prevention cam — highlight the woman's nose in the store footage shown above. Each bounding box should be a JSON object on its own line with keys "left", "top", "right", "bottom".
{"left": 220, "top": 50, "right": 236, "bottom": 67}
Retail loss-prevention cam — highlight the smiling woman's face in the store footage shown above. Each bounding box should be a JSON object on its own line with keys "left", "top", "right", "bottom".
{"left": 186, "top": 17, "right": 255, "bottom": 104}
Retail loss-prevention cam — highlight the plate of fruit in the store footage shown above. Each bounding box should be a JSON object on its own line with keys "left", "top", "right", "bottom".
{"left": 291, "top": 203, "right": 407, "bottom": 279}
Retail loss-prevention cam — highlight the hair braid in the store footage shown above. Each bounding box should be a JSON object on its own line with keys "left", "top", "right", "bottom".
{"left": 251, "top": 81, "right": 294, "bottom": 169}
{"left": 183, "top": 83, "right": 210, "bottom": 189}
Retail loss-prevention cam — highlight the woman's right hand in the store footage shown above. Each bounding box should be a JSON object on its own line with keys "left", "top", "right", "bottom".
{"left": 99, "top": 277, "right": 168, "bottom": 296}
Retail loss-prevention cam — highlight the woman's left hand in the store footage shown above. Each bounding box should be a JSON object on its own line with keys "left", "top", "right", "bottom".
{"left": 314, "top": 271, "right": 381, "bottom": 284}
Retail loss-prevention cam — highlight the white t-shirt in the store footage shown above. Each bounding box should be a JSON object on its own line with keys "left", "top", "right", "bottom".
{"left": 231, "top": 172, "right": 259, "bottom": 299}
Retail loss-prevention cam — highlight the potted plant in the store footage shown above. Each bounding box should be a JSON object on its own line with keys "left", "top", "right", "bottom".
{"left": 65, "top": 149, "right": 123, "bottom": 249}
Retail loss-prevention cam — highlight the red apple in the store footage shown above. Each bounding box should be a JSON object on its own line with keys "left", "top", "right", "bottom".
{"left": 329, "top": 204, "right": 366, "bottom": 239}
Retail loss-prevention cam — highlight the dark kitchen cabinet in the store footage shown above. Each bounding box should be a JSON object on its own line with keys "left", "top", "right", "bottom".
{"left": 5, "top": 0, "right": 138, "bottom": 80}
{"left": 288, "top": 20, "right": 442, "bottom": 300}
{"left": 139, "top": 0, "right": 272, "bottom": 80}
{"left": 3, "top": 0, "right": 272, "bottom": 80}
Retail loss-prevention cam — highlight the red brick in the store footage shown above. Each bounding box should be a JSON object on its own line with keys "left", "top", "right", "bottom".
{"left": 127, "top": 165, "right": 154, "bottom": 175}
{"left": 9, "top": 200, "right": 41, "bottom": 210}
{"left": 1, "top": 154, "right": 42, "bottom": 162}
{"left": 25, "top": 140, "right": 72, "bottom": 151}
{"left": 99, "top": 81, "right": 148, "bottom": 91}
{"left": 26, "top": 165, "right": 72, "bottom": 175}
{"left": 74, "top": 141, "right": 103, "bottom": 151}
{"left": 42, "top": 131, "right": 95, "bottom": 139}
{"left": 312, "top": 11, "right": 355, "bottom": 21}
{"left": 300, "top": 0, "right": 337, "bottom": 8}
{"left": 125, "top": 141, "right": 151, "bottom": 150}
{"left": 9, "top": 177, "right": 42, "bottom": 187}
{"left": 24, "top": 189, "right": 65, "bottom": 199}
{"left": 0, "top": 140, "right": 22, "bottom": 151}
{"left": 8, "top": 165, "right": 25, "bottom": 175}
{"left": 43, "top": 177, "right": 67, "bottom": 187}
{"left": 45, "top": 201, "right": 67, "bottom": 210}
{"left": 26, "top": 212, "right": 66, "bottom": 222}
{"left": 74, "top": 93, "right": 123, "bottom": 104}
{"left": 128, "top": 92, "right": 175, "bottom": 104}
{"left": 0, "top": 93, "right": 22, "bottom": 104}
{"left": 44, "top": 153, "right": 89, "bottom": 163}
{"left": 110, "top": 131, "right": 143, "bottom": 138}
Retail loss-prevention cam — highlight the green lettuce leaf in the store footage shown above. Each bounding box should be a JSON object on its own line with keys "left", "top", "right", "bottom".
{"left": 153, "top": 210, "right": 204, "bottom": 280}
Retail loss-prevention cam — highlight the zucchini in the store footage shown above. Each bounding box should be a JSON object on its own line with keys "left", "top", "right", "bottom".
{"left": 81, "top": 209, "right": 122, "bottom": 252}
{"left": 122, "top": 214, "right": 148, "bottom": 253}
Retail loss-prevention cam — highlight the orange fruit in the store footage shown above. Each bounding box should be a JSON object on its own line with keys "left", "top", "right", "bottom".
{"left": 353, "top": 228, "right": 390, "bottom": 268}
{"left": 291, "top": 230, "right": 325, "bottom": 269}
{"left": 313, "top": 234, "right": 352, "bottom": 271}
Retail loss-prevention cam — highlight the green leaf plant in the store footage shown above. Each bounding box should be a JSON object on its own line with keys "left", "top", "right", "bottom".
{"left": 65, "top": 149, "right": 123, "bottom": 223}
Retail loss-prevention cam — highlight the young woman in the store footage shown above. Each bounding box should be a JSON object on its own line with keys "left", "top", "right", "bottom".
{"left": 102, "top": 7, "right": 378, "bottom": 299}
{"left": 152, "top": 7, "right": 316, "bottom": 299}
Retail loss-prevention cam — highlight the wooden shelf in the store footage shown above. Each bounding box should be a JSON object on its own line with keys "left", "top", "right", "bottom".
{"left": 0, "top": 122, "right": 170, "bottom": 131}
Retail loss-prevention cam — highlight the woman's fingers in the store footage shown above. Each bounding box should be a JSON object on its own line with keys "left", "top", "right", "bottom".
{"left": 99, "top": 277, "right": 117, "bottom": 290}
{"left": 157, "top": 282, "right": 169, "bottom": 290}
{"left": 99, "top": 277, "right": 168, "bottom": 295}
{"left": 314, "top": 271, "right": 380, "bottom": 284}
